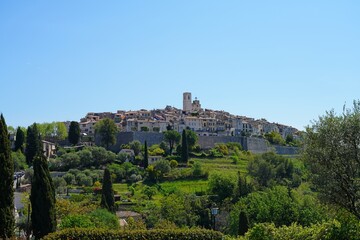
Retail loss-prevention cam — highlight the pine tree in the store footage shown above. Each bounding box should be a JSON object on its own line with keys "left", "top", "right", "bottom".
{"left": 25, "top": 123, "right": 41, "bottom": 165}
{"left": 181, "top": 129, "right": 189, "bottom": 163}
{"left": 68, "top": 121, "right": 81, "bottom": 145}
{"left": 238, "top": 210, "right": 249, "bottom": 236}
{"left": 101, "top": 168, "right": 115, "bottom": 212}
{"left": 143, "top": 141, "right": 149, "bottom": 169}
{"left": 31, "top": 153, "right": 56, "bottom": 239}
{"left": 0, "top": 114, "right": 15, "bottom": 238}
{"left": 14, "top": 126, "right": 25, "bottom": 152}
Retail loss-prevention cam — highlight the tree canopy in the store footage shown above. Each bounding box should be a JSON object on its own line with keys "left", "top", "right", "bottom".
{"left": 25, "top": 123, "right": 42, "bottom": 165}
{"left": 303, "top": 101, "right": 360, "bottom": 219}
{"left": 181, "top": 130, "right": 189, "bottom": 163}
{"left": 0, "top": 114, "right": 15, "bottom": 238}
{"left": 31, "top": 153, "right": 56, "bottom": 239}
{"left": 68, "top": 121, "right": 81, "bottom": 145}
{"left": 101, "top": 168, "right": 115, "bottom": 212}
{"left": 14, "top": 126, "right": 25, "bottom": 152}
{"left": 38, "top": 122, "right": 68, "bottom": 141}
{"left": 163, "top": 130, "right": 181, "bottom": 155}
{"left": 94, "top": 118, "right": 118, "bottom": 149}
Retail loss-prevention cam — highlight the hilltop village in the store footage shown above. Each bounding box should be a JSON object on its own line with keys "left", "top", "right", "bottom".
{"left": 78, "top": 92, "right": 300, "bottom": 140}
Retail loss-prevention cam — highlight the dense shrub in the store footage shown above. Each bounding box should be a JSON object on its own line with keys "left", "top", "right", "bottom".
{"left": 244, "top": 220, "right": 360, "bottom": 240}
{"left": 228, "top": 186, "right": 327, "bottom": 235}
{"left": 44, "top": 228, "right": 223, "bottom": 240}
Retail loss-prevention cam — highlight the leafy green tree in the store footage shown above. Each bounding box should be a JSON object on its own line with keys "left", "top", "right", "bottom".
{"left": 31, "top": 153, "right": 56, "bottom": 239}
{"left": 285, "top": 134, "right": 294, "bottom": 144}
{"left": 247, "top": 152, "right": 295, "bottom": 187}
{"left": 25, "top": 123, "right": 42, "bottom": 165}
{"left": 214, "top": 143, "right": 229, "bottom": 155}
{"left": 55, "top": 122, "right": 68, "bottom": 141}
{"left": 148, "top": 144, "right": 165, "bottom": 156}
{"left": 303, "top": 101, "right": 360, "bottom": 219}
{"left": 68, "top": 121, "right": 80, "bottom": 145}
{"left": 0, "top": 114, "right": 15, "bottom": 239}
{"left": 63, "top": 173, "right": 75, "bottom": 185}
{"left": 94, "top": 118, "right": 118, "bottom": 149}
{"left": 163, "top": 130, "right": 181, "bottom": 155}
{"left": 144, "top": 141, "right": 149, "bottom": 169}
{"left": 37, "top": 122, "right": 68, "bottom": 141}
{"left": 160, "top": 193, "right": 195, "bottom": 227}
{"left": 247, "top": 159, "right": 274, "bottom": 187}
{"left": 143, "top": 186, "right": 157, "bottom": 200}
{"left": 14, "top": 126, "right": 25, "bottom": 152}
{"left": 238, "top": 211, "right": 249, "bottom": 236}
{"left": 12, "top": 150, "right": 27, "bottom": 171}
{"left": 265, "top": 131, "right": 286, "bottom": 145}
{"left": 129, "top": 140, "right": 142, "bottom": 156}
{"left": 181, "top": 130, "right": 189, "bottom": 163}
{"left": 185, "top": 129, "right": 198, "bottom": 150}
{"left": 7, "top": 125, "right": 15, "bottom": 135}
{"left": 52, "top": 177, "right": 67, "bottom": 194}
{"left": 154, "top": 159, "right": 171, "bottom": 179}
{"left": 230, "top": 186, "right": 325, "bottom": 233}
{"left": 101, "top": 168, "right": 115, "bottom": 212}
{"left": 208, "top": 172, "right": 236, "bottom": 202}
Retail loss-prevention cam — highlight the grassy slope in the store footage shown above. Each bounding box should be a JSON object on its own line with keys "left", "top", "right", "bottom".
{"left": 113, "top": 156, "right": 252, "bottom": 201}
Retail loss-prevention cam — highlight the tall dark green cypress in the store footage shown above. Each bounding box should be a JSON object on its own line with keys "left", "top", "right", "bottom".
{"left": 143, "top": 141, "right": 149, "bottom": 169}
{"left": 238, "top": 210, "right": 249, "bottom": 236}
{"left": 68, "top": 121, "right": 80, "bottom": 145}
{"left": 14, "top": 126, "right": 25, "bottom": 152}
{"left": 234, "top": 171, "right": 251, "bottom": 202}
{"left": 101, "top": 168, "right": 115, "bottom": 212}
{"left": 31, "top": 153, "right": 56, "bottom": 239}
{"left": 181, "top": 130, "right": 189, "bottom": 163}
{"left": 25, "top": 123, "right": 41, "bottom": 165}
{"left": 0, "top": 114, "right": 15, "bottom": 238}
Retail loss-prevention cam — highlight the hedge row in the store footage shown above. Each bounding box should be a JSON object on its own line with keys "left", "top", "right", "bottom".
{"left": 44, "top": 228, "right": 223, "bottom": 240}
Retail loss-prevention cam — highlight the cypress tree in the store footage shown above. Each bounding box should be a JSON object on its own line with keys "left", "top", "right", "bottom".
{"left": 101, "top": 168, "right": 115, "bottom": 212}
{"left": 238, "top": 210, "right": 249, "bottom": 236}
{"left": 68, "top": 121, "right": 80, "bottom": 145}
{"left": 25, "top": 123, "right": 41, "bottom": 165}
{"left": 143, "top": 141, "right": 149, "bottom": 169}
{"left": 181, "top": 129, "right": 189, "bottom": 163}
{"left": 31, "top": 153, "right": 56, "bottom": 239}
{"left": 14, "top": 126, "right": 25, "bottom": 152}
{"left": 0, "top": 114, "right": 15, "bottom": 238}
{"left": 234, "top": 171, "right": 251, "bottom": 202}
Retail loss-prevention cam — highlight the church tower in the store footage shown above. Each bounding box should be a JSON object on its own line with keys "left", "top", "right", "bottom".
{"left": 183, "top": 92, "right": 192, "bottom": 112}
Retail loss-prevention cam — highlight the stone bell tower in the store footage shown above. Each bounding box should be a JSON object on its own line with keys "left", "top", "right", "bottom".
{"left": 183, "top": 92, "right": 192, "bottom": 112}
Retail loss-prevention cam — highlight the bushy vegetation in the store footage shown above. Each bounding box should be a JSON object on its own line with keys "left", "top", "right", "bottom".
{"left": 44, "top": 228, "right": 223, "bottom": 240}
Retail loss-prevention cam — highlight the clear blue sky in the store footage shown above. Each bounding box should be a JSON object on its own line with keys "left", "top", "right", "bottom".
{"left": 1, "top": 1, "right": 359, "bottom": 130}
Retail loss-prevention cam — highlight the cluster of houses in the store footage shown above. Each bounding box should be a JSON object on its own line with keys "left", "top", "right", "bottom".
{"left": 78, "top": 92, "right": 300, "bottom": 139}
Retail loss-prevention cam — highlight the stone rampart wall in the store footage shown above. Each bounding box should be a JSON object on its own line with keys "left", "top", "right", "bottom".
{"left": 102, "top": 132, "right": 299, "bottom": 155}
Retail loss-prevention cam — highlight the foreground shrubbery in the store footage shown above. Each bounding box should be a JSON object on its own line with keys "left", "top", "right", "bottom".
{"left": 44, "top": 228, "right": 223, "bottom": 240}
{"left": 242, "top": 220, "right": 360, "bottom": 240}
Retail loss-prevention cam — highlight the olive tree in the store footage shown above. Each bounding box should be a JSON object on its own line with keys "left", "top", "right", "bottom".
{"left": 303, "top": 101, "right": 360, "bottom": 219}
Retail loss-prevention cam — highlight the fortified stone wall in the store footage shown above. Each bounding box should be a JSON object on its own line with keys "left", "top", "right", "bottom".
{"left": 198, "top": 136, "right": 271, "bottom": 154}
{"left": 102, "top": 132, "right": 299, "bottom": 155}
{"left": 274, "top": 145, "right": 299, "bottom": 155}
{"left": 104, "top": 132, "right": 164, "bottom": 152}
